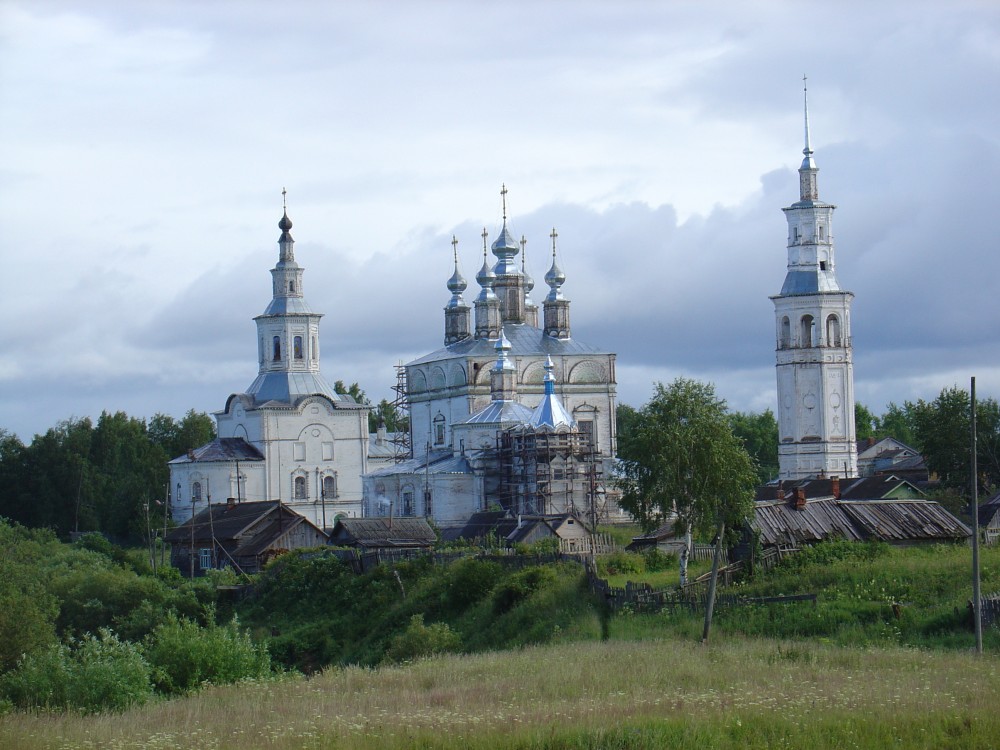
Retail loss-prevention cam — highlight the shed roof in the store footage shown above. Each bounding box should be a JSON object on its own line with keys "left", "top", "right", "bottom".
{"left": 330, "top": 517, "right": 436, "bottom": 548}
{"left": 839, "top": 500, "right": 971, "bottom": 542}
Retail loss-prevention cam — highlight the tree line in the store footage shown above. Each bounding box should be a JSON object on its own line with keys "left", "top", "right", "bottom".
{"left": 618, "top": 383, "right": 1000, "bottom": 498}
{"left": 0, "top": 410, "right": 214, "bottom": 543}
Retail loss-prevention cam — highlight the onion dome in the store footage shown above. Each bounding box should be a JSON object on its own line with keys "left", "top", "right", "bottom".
{"left": 544, "top": 228, "right": 565, "bottom": 301}
{"left": 521, "top": 235, "right": 534, "bottom": 295}
{"left": 446, "top": 235, "right": 467, "bottom": 308}
{"left": 491, "top": 184, "right": 521, "bottom": 275}
{"left": 476, "top": 228, "right": 497, "bottom": 301}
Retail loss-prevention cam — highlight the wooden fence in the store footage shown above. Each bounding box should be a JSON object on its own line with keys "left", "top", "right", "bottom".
{"left": 586, "top": 561, "right": 815, "bottom": 615}
{"left": 559, "top": 533, "right": 618, "bottom": 556}
{"left": 974, "top": 591, "right": 1000, "bottom": 628}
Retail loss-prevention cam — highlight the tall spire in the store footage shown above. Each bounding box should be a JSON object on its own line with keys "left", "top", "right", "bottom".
{"left": 278, "top": 187, "right": 295, "bottom": 263}
{"left": 529, "top": 356, "right": 574, "bottom": 429}
{"left": 799, "top": 76, "right": 819, "bottom": 202}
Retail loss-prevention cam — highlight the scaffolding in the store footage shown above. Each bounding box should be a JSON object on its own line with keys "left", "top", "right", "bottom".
{"left": 497, "top": 428, "right": 607, "bottom": 524}
{"left": 390, "top": 362, "right": 411, "bottom": 461}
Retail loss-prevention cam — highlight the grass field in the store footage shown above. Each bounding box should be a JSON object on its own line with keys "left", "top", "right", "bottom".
{"left": 2, "top": 634, "right": 997, "bottom": 750}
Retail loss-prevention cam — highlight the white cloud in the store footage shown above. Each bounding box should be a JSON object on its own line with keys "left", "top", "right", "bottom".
{"left": 1, "top": 0, "right": 999, "bottom": 439}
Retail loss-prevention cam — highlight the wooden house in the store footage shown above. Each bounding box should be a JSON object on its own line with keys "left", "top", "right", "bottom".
{"left": 741, "top": 476, "right": 970, "bottom": 559}
{"left": 979, "top": 491, "right": 1000, "bottom": 546}
{"left": 166, "top": 500, "right": 328, "bottom": 577}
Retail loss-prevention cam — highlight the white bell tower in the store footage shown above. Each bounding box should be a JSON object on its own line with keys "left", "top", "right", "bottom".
{"left": 771, "top": 79, "right": 858, "bottom": 480}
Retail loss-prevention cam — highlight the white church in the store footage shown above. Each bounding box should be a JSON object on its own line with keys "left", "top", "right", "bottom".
{"left": 168, "top": 197, "right": 370, "bottom": 527}
{"left": 772, "top": 83, "right": 859, "bottom": 480}
{"left": 363, "top": 190, "right": 625, "bottom": 528}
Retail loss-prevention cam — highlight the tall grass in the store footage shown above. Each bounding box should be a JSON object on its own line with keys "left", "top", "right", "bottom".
{"left": 2, "top": 636, "right": 996, "bottom": 749}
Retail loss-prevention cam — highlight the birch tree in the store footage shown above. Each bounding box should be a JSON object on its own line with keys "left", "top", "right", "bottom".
{"left": 615, "top": 378, "right": 756, "bottom": 586}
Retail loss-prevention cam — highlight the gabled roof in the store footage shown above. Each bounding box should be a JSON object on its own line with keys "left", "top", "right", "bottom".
{"left": 168, "top": 437, "right": 264, "bottom": 465}
{"left": 857, "top": 437, "right": 920, "bottom": 460}
{"left": 978, "top": 491, "right": 1000, "bottom": 526}
{"left": 330, "top": 517, "right": 436, "bottom": 548}
{"left": 839, "top": 476, "right": 924, "bottom": 500}
{"left": 754, "top": 475, "right": 924, "bottom": 503}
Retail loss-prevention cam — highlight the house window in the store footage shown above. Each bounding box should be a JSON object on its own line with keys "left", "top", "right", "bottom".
{"left": 273, "top": 336, "right": 281, "bottom": 361}
{"left": 818, "top": 226, "right": 825, "bottom": 240}
{"left": 780, "top": 316, "right": 791, "bottom": 349}
{"left": 289, "top": 280, "right": 295, "bottom": 293}
{"left": 424, "top": 488, "right": 432, "bottom": 517}
{"left": 323, "top": 474, "right": 337, "bottom": 499}
{"left": 192, "top": 481, "right": 202, "bottom": 501}
{"left": 199, "top": 548, "right": 213, "bottom": 570}
{"left": 294, "top": 336, "right": 303, "bottom": 359}
{"left": 577, "top": 419, "right": 595, "bottom": 448}
{"left": 819, "top": 260, "right": 827, "bottom": 271}
{"left": 402, "top": 490, "right": 414, "bottom": 516}
{"left": 294, "top": 475, "right": 307, "bottom": 500}
{"left": 433, "top": 414, "right": 446, "bottom": 445}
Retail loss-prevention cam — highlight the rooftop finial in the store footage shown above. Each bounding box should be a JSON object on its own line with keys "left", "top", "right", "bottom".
{"left": 282, "top": 186, "right": 287, "bottom": 211}
{"left": 803, "top": 75, "right": 813, "bottom": 158}
{"left": 481, "top": 227, "right": 489, "bottom": 261}
{"left": 501, "top": 183, "right": 508, "bottom": 222}
{"left": 520, "top": 235, "right": 527, "bottom": 271}
{"left": 452, "top": 234, "right": 459, "bottom": 265}
{"left": 550, "top": 227, "right": 558, "bottom": 260}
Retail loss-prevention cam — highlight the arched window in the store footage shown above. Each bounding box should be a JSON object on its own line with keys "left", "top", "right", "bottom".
{"left": 402, "top": 488, "right": 414, "bottom": 516}
{"left": 800, "top": 315, "right": 815, "bottom": 347}
{"left": 273, "top": 336, "right": 281, "bottom": 361}
{"left": 294, "top": 475, "right": 307, "bottom": 500}
{"left": 323, "top": 474, "right": 337, "bottom": 499}
{"left": 192, "top": 481, "right": 202, "bottom": 501}
{"left": 294, "top": 336, "right": 303, "bottom": 359}
{"left": 779, "top": 317, "right": 791, "bottom": 349}
{"left": 433, "top": 413, "right": 446, "bottom": 445}
{"left": 826, "top": 314, "right": 842, "bottom": 347}
{"left": 289, "top": 280, "right": 295, "bottom": 293}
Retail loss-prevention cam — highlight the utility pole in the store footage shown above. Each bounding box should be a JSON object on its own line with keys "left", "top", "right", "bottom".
{"left": 971, "top": 376, "right": 983, "bottom": 655}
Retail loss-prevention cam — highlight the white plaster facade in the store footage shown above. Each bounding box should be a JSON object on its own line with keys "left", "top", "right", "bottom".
{"left": 771, "top": 91, "right": 858, "bottom": 480}
{"left": 169, "top": 203, "right": 369, "bottom": 527}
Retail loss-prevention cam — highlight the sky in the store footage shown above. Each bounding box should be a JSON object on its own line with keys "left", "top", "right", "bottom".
{"left": 1, "top": 0, "right": 999, "bottom": 441}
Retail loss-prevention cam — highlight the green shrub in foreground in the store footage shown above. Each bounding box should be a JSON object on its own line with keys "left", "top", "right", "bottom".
{"left": 382, "top": 614, "right": 462, "bottom": 664}
{"left": 143, "top": 613, "right": 271, "bottom": 695}
{"left": 0, "top": 629, "right": 152, "bottom": 714}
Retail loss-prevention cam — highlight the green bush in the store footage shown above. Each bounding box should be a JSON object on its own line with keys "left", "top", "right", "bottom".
{"left": 443, "top": 558, "right": 502, "bottom": 611}
{"left": 492, "top": 566, "right": 557, "bottom": 614}
{"left": 382, "top": 614, "right": 461, "bottom": 663}
{"left": 143, "top": 613, "right": 271, "bottom": 695}
{"left": 0, "top": 630, "right": 152, "bottom": 714}
{"left": 643, "top": 548, "right": 675, "bottom": 572}
{"left": 597, "top": 551, "right": 645, "bottom": 578}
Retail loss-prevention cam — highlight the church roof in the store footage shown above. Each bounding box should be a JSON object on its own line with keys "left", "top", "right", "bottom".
{"left": 529, "top": 356, "right": 574, "bottom": 429}
{"left": 461, "top": 400, "right": 534, "bottom": 426}
{"left": 366, "top": 451, "right": 473, "bottom": 478}
{"left": 260, "top": 296, "right": 317, "bottom": 316}
{"left": 407, "top": 321, "right": 610, "bottom": 366}
{"left": 244, "top": 371, "right": 352, "bottom": 406}
{"left": 168, "top": 437, "right": 264, "bottom": 465}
